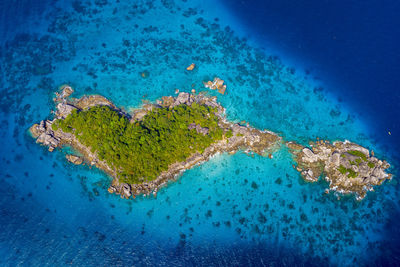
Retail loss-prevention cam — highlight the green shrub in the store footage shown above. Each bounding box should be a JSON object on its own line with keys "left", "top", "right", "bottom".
{"left": 226, "top": 129, "right": 233, "bottom": 138}
{"left": 347, "top": 150, "right": 367, "bottom": 161}
{"left": 368, "top": 162, "right": 375, "bottom": 168}
{"left": 337, "top": 165, "right": 358, "bottom": 178}
{"left": 338, "top": 165, "right": 347, "bottom": 174}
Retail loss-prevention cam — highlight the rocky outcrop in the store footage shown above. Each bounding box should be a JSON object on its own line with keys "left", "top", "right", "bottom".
{"left": 188, "top": 123, "right": 209, "bottom": 135}
{"left": 30, "top": 120, "right": 60, "bottom": 152}
{"left": 186, "top": 63, "right": 195, "bottom": 71}
{"left": 203, "top": 77, "right": 227, "bottom": 94}
{"left": 54, "top": 85, "right": 74, "bottom": 102}
{"left": 287, "top": 140, "right": 392, "bottom": 200}
{"left": 73, "top": 95, "right": 116, "bottom": 110}
{"left": 56, "top": 103, "right": 77, "bottom": 119}
{"left": 66, "top": 154, "right": 83, "bottom": 165}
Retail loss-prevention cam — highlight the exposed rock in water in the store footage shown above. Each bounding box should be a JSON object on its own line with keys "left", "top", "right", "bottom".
{"left": 66, "top": 154, "right": 83, "bottom": 165}
{"left": 29, "top": 120, "right": 60, "bottom": 151}
{"left": 54, "top": 85, "right": 74, "bottom": 102}
{"left": 287, "top": 140, "right": 392, "bottom": 200}
{"left": 203, "top": 77, "right": 227, "bottom": 94}
{"left": 186, "top": 63, "right": 195, "bottom": 71}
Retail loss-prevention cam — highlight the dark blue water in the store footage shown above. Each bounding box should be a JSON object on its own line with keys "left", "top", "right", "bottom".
{"left": 223, "top": 0, "right": 400, "bottom": 153}
{"left": 1, "top": 0, "right": 400, "bottom": 266}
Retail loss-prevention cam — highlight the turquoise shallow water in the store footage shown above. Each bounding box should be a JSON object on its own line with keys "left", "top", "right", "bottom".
{"left": 0, "top": 0, "right": 399, "bottom": 266}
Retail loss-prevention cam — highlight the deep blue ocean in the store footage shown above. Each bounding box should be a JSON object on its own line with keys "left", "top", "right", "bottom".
{"left": 1, "top": 0, "right": 399, "bottom": 266}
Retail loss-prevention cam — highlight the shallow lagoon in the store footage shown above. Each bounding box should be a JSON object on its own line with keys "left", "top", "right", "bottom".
{"left": 0, "top": 0, "right": 399, "bottom": 266}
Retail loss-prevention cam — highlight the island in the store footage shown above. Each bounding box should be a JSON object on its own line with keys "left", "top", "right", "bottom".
{"left": 30, "top": 85, "right": 392, "bottom": 200}
{"left": 287, "top": 140, "right": 391, "bottom": 200}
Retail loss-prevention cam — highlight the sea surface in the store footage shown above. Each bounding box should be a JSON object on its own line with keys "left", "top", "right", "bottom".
{"left": 0, "top": 0, "right": 399, "bottom": 266}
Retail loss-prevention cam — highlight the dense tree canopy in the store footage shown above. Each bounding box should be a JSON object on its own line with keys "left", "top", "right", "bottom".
{"left": 52, "top": 103, "right": 224, "bottom": 184}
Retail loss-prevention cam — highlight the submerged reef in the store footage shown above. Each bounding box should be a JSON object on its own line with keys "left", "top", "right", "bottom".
{"left": 30, "top": 85, "right": 392, "bottom": 201}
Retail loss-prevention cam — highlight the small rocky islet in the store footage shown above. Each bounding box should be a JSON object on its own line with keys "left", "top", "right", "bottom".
{"left": 30, "top": 85, "right": 392, "bottom": 201}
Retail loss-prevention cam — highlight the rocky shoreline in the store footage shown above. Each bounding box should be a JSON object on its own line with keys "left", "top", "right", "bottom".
{"left": 30, "top": 85, "right": 281, "bottom": 199}
{"left": 287, "top": 140, "right": 392, "bottom": 200}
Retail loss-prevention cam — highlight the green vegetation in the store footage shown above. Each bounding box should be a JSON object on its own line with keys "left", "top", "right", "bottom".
{"left": 350, "top": 158, "right": 363, "bottom": 166}
{"left": 52, "top": 103, "right": 224, "bottom": 183}
{"left": 337, "top": 165, "right": 348, "bottom": 174}
{"left": 337, "top": 165, "right": 358, "bottom": 178}
{"left": 347, "top": 150, "right": 367, "bottom": 161}
{"left": 368, "top": 162, "right": 375, "bottom": 168}
{"left": 226, "top": 129, "right": 233, "bottom": 138}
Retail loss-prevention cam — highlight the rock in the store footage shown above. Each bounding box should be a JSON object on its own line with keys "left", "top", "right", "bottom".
{"left": 107, "top": 186, "right": 116, "bottom": 193}
{"left": 203, "top": 77, "right": 227, "bottom": 94}
{"left": 330, "top": 152, "right": 340, "bottom": 167}
{"left": 140, "top": 71, "right": 149, "bottom": 78}
{"left": 372, "top": 167, "right": 386, "bottom": 178}
{"left": 305, "top": 169, "right": 315, "bottom": 181}
{"left": 186, "top": 63, "right": 195, "bottom": 71}
{"left": 161, "top": 96, "right": 175, "bottom": 107}
{"left": 131, "top": 110, "right": 147, "bottom": 122}
{"left": 303, "top": 148, "right": 314, "bottom": 158}
{"left": 290, "top": 140, "right": 392, "bottom": 200}
{"left": 286, "top": 142, "right": 304, "bottom": 150}
{"left": 29, "top": 124, "right": 41, "bottom": 138}
{"left": 60, "top": 85, "right": 74, "bottom": 98}
{"left": 302, "top": 148, "right": 318, "bottom": 162}
{"left": 351, "top": 165, "right": 359, "bottom": 173}
{"left": 175, "top": 92, "right": 190, "bottom": 105}
{"left": 37, "top": 132, "right": 60, "bottom": 147}
{"left": 358, "top": 163, "right": 370, "bottom": 177}
{"left": 56, "top": 103, "right": 77, "bottom": 118}
{"left": 188, "top": 123, "right": 209, "bottom": 135}
{"left": 39, "top": 120, "right": 46, "bottom": 132}
{"left": 66, "top": 154, "right": 83, "bottom": 165}
{"left": 122, "top": 183, "right": 131, "bottom": 197}
{"left": 218, "top": 86, "right": 226, "bottom": 95}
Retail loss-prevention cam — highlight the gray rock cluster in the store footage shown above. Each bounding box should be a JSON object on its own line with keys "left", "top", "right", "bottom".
{"left": 30, "top": 120, "right": 60, "bottom": 152}
{"left": 290, "top": 140, "right": 392, "bottom": 200}
{"left": 174, "top": 92, "right": 192, "bottom": 106}
{"left": 188, "top": 123, "right": 209, "bottom": 135}
{"left": 56, "top": 103, "right": 77, "bottom": 119}
{"left": 66, "top": 154, "right": 83, "bottom": 165}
